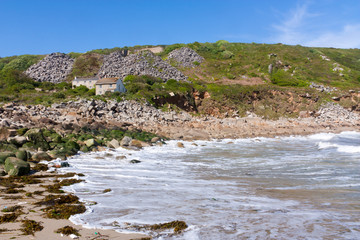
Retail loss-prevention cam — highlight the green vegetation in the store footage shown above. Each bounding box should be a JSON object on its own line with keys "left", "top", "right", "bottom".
{"left": 67, "top": 53, "right": 103, "bottom": 79}
{"left": 0, "top": 55, "right": 43, "bottom": 71}
{"left": 1, "top": 41, "right": 360, "bottom": 119}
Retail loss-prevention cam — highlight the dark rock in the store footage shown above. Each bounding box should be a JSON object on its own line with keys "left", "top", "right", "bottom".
{"left": 15, "top": 150, "right": 28, "bottom": 161}
{"left": 130, "top": 160, "right": 141, "bottom": 164}
{"left": 0, "top": 152, "right": 16, "bottom": 164}
{"left": 32, "top": 152, "right": 52, "bottom": 161}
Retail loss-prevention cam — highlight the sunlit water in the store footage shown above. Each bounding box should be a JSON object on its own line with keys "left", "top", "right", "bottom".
{"left": 59, "top": 131, "right": 360, "bottom": 239}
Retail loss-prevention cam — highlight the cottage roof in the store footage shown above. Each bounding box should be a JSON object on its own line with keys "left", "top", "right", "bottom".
{"left": 96, "top": 77, "right": 119, "bottom": 85}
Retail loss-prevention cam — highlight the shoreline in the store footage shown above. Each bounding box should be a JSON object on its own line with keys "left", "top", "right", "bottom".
{"left": 1, "top": 127, "right": 359, "bottom": 239}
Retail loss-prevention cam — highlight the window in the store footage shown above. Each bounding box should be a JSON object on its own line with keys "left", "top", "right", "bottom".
{"left": 110, "top": 84, "right": 113, "bottom": 88}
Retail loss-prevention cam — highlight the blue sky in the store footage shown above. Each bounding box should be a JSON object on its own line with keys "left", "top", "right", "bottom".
{"left": 1, "top": 0, "right": 360, "bottom": 57}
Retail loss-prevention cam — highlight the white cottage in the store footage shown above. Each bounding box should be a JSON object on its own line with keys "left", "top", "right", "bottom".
{"left": 95, "top": 77, "right": 126, "bottom": 95}
{"left": 72, "top": 76, "right": 99, "bottom": 89}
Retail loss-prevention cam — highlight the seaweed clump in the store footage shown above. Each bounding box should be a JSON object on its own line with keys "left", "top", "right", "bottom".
{"left": 35, "top": 193, "right": 85, "bottom": 219}
{"left": 42, "top": 178, "right": 83, "bottom": 193}
{"left": 1, "top": 205, "right": 23, "bottom": 213}
{"left": 20, "top": 220, "right": 44, "bottom": 235}
{"left": 36, "top": 194, "right": 80, "bottom": 206}
{"left": 0, "top": 213, "right": 18, "bottom": 223}
{"left": 44, "top": 204, "right": 86, "bottom": 219}
{"left": 103, "top": 188, "right": 111, "bottom": 193}
{"left": 150, "top": 221, "right": 188, "bottom": 233}
{"left": 55, "top": 225, "right": 80, "bottom": 236}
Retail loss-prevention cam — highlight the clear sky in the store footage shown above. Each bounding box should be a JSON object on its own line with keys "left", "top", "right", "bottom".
{"left": 1, "top": 0, "right": 360, "bottom": 57}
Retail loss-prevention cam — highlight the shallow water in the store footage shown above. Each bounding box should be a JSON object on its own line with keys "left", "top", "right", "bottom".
{"left": 60, "top": 131, "right": 360, "bottom": 239}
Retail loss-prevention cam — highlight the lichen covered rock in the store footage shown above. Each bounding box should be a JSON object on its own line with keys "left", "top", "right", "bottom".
{"left": 4, "top": 157, "right": 30, "bottom": 176}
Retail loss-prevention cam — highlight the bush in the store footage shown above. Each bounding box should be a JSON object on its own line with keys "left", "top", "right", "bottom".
{"left": 271, "top": 70, "right": 307, "bottom": 87}
{"left": 53, "top": 92, "right": 65, "bottom": 99}
{"left": 221, "top": 50, "right": 234, "bottom": 59}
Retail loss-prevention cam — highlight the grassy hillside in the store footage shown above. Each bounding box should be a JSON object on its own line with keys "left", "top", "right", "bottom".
{"left": 1, "top": 42, "right": 360, "bottom": 119}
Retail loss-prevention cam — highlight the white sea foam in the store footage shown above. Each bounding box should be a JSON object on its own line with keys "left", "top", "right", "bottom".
{"left": 58, "top": 132, "right": 360, "bottom": 239}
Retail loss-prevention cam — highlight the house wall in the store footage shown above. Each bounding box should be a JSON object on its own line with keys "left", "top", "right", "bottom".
{"left": 72, "top": 80, "right": 97, "bottom": 89}
{"left": 95, "top": 79, "right": 126, "bottom": 95}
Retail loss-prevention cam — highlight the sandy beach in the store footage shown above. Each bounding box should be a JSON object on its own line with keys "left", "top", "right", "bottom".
{"left": 0, "top": 171, "right": 148, "bottom": 240}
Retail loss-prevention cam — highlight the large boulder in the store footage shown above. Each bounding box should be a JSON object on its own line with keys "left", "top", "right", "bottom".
{"left": 0, "top": 128, "right": 10, "bottom": 141}
{"left": 130, "top": 140, "right": 150, "bottom": 149}
{"left": 32, "top": 151, "right": 52, "bottom": 161}
{"left": 4, "top": 157, "right": 30, "bottom": 176}
{"left": 7, "top": 136, "right": 28, "bottom": 146}
{"left": 120, "top": 136, "right": 132, "bottom": 147}
{"left": 15, "top": 150, "right": 28, "bottom": 161}
{"left": 24, "top": 129, "right": 50, "bottom": 151}
{"left": 0, "top": 152, "right": 16, "bottom": 164}
{"left": 108, "top": 139, "right": 120, "bottom": 149}
{"left": 84, "top": 139, "right": 98, "bottom": 148}
{"left": 0, "top": 165, "right": 6, "bottom": 176}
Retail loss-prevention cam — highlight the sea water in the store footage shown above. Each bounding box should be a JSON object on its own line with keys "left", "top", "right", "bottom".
{"left": 59, "top": 131, "right": 360, "bottom": 239}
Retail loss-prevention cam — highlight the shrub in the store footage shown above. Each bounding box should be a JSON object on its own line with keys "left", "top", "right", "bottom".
{"left": 221, "top": 50, "right": 234, "bottom": 59}
{"left": 53, "top": 92, "right": 65, "bottom": 99}
{"left": 271, "top": 70, "right": 307, "bottom": 87}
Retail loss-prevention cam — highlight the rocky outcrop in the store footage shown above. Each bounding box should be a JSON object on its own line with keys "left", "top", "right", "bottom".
{"left": 0, "top": 99, "right": 193, "bottom": 131}
{"left": 310, "top": 82, "right": 337, "bottom": 93}
{"left": 167, "top": 47, "right": 204, "bottom": 68}
{"left": 316, "top": 102, "right": 358, "bottom": 122}
{"left": 25, "top": 53, "right": 74, "bottom": 83}
{"left": 98, "top": 51, "right": 187, "bottom": 81}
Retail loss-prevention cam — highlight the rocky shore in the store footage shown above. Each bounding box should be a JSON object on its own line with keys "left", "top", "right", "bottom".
{"left": 0, "top": 99, "right": 359, "bottom": 141}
